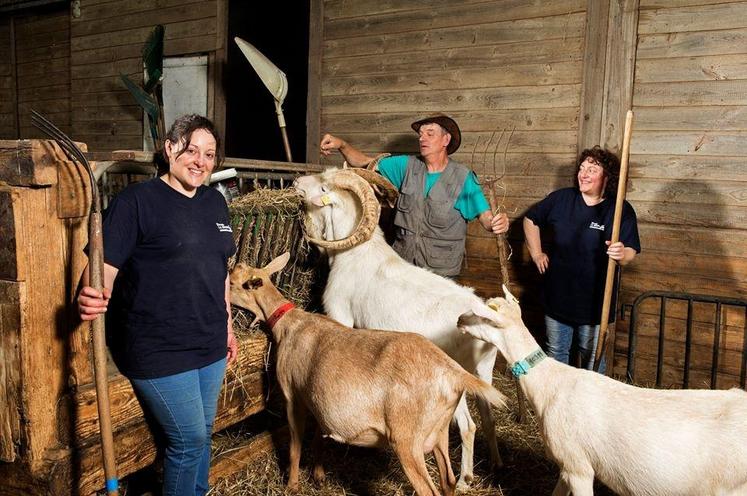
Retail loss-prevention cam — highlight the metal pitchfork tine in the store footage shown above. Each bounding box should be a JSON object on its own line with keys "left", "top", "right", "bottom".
{"left": 31, "top": 110, "right": 120, "bottom": 495}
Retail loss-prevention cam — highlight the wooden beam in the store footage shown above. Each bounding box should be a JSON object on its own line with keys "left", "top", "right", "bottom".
{"left": 306, "top": 0, "right": 323, "bottom": 162}
{"left": 212, "top": 0, "right": 228, "bottom": 157}
{"left": 10, "top": 17, "right": 18, "bottom": 139}
{"left": 577, "top": 0, "right": 610, "bottom": 152}
{"left": 601, "top": 0, "right": 640, "bottom": 153}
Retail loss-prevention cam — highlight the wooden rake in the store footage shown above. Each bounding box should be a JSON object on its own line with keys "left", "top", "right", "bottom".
{"left": 31, "top": 111, "right": 119, "bottom": 495}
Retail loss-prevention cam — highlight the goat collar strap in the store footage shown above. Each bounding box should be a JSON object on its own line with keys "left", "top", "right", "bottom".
{"left": 509, "top": 348, "right": 547, "bottom": 378}
{"left": 267, "top": 302, "right": 295, "bottom": 329}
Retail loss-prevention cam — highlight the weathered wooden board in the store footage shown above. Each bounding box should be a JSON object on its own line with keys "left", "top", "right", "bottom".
{"left": 637, "top": 27, "right": 747, "bottom": 59}
{"left": 0, "top": 280, "right": 22, "bottom": 462}
{"left": 636, "top": 223, "right": 747, "bottom": 259}
{"left": 71, "top": 1, "right": 216, "bottom": 38}
{"left": 323, "top": 60, "right": 583, "bottom": 96}
{"left": 633, "top": 107, "right": 747, "bottom": 132}
{"left": 638, "top": 2, "right": 747, "bottom": 34}
{"left": 335, "top": 130, "right": 577, "bottom": 155}
{"left": 323, "top": 12, "right": 586, "bottom": 58}
{"left": 634, "top": 80, "right": 747, "bottom": 107}
{"left": 631, "top": 130, "right": 747, "bottom": 155}
{"left": 323, "top": 38, "right": 584, "bottom": 77}
{"left": 577, "top": 0, "right": 609, "bottom": 151}
{"left": 325, "top": 0, "right": 586, "bottom": 38}
{"left": 70, "top": 18, "right": 217, "bottom": 53}
{"left": 323, "top": 85, "right": 581, "bottom": 114}
{"left": 636, "top": 53, "right": 747, "bottom": 83}
{"left": 626, "top": 177, "right": 747, "bottom": 206}
{"left": 322, "top": 109, "right": 579, "bottom": 133}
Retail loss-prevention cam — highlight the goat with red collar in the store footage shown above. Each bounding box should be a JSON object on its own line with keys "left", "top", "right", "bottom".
{"left": 229, "top": 252, "right": 507, "bottom": 496}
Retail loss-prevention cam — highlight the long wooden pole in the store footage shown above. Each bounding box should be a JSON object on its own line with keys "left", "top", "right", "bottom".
{"left": 594, "top": 110, "right": 634, "bottom": 372}
{"left": 89, "top": 210, "right": 120, "bottom": 495}
{"left": 486, "top": 186, "right": 527, "bottom": 423}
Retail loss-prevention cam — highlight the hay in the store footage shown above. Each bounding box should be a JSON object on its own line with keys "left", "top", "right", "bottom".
{"left": 228, "top": 188, "right": 324, "bottom": 313}
{"left": 208, "top": 372, "right": 618, "bottom": 496}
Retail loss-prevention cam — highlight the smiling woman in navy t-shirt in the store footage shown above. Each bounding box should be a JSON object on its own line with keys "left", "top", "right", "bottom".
{"left": 523, "top": 146, "right": 641, "bottom": 373}
{"left": 76, "top": 114, "right": 237, "bottom": 496}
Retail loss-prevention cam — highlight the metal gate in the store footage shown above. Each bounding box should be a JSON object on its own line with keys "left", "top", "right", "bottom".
{"left": 626, "top": 291, "right": 747, "bottom": 389}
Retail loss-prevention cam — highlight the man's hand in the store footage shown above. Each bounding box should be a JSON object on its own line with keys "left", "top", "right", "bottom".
{"left": 78, "top": 286, "right": 111, "bottom": 321}
{"left": 490, "top": 212, "right": 509, "bottom": 235}
{"left": 320, "top": 134, "right": 344, "bottom": 156}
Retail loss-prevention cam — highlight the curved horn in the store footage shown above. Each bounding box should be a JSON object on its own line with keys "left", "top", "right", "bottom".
{"left": 348, "top": 168, "right": 399, "bottom": 207}
{"left": 304, "top": 170, "right": 381, "bottom": 250}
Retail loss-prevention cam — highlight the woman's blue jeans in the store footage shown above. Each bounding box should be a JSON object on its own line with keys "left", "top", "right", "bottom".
{"left": 130, "top": 358, "right": 226, "bottom": 496}
{"left": 544, "top": 315, "right": 606, "bottom": 373}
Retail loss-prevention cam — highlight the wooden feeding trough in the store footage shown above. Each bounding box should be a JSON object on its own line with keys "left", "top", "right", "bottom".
{"left": 0, "top": 140, "right": 319, "bottom": 495}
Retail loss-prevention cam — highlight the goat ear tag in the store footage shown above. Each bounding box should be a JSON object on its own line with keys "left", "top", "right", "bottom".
{"left": 310, "top": 194, "right": 332, "bottom": 207}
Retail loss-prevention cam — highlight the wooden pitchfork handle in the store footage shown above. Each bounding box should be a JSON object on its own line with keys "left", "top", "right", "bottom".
{"left": 594, "top": 110, "right": 634, "bottom": 372}
{"left": 89, "top": 212, "right": 119, "bottom": 495}
{"left": 486, "top": 183, "right": 527, "bottom": 423}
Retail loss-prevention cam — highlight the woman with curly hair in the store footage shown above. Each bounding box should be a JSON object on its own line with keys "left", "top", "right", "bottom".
{"left": 523, "top": 146, "right": 640, "bottom": 373}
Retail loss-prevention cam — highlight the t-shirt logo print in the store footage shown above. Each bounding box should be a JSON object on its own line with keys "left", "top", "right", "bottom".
{"left": 216, "top": 223, "right": 233, "bottom": 233}
{"left": 589, "top": 221, "right": 605, "bottom": 231}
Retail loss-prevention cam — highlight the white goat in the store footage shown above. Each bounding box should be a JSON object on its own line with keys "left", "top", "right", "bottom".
{"left": 229, "top": 252, "right": 507, "bottom": 496}
{"left": 293, "top": 169, "right": 504, "bottom": 487}
{"left": 458, "top": 286, "right": 747, "bottom": 496}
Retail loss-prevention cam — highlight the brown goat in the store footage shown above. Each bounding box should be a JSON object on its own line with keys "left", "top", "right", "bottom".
{"left": 229, "top": 252, "right": 507, "bottom": 496}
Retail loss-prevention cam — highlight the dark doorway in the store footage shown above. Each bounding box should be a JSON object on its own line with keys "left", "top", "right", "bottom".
{"left": 225, "top": 1, "right": 310, "bottom": 162}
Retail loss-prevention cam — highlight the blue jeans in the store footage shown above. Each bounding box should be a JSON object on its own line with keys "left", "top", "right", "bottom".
{"left": 130, "top": 358, "right": 226, "bottom": 496}
{"left": 544, "top": 316, "right": 606, "bottom": 373}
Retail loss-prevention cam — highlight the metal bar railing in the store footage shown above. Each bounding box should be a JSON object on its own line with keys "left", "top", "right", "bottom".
{"left": 626, "top": 291, "right": 747, "bottom": 389}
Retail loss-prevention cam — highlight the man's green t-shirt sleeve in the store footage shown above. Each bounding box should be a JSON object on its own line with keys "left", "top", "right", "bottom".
{"left": 377, "top": 155, "right": 408, "bottom": 189}
{"left": 455, "top": 172, "right": 490, "bottom": 221}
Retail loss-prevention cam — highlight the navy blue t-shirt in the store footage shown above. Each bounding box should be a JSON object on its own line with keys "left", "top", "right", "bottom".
{"left": 103, "top": 178, "right": 236, "bottom": 379}
{"left": 526, "top": 187, "right": 641, "bottom": 325}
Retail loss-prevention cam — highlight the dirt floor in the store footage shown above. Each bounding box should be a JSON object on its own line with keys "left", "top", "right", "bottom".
{"left": 208, "top": 372, "right": 617, "bottom": 496}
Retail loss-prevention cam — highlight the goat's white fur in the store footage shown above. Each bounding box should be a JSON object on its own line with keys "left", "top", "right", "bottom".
{"left": 458, "top": 286, "right": 747, "bottom": 496}
{"left": 294, "top": 169, "right": 503, "bottom": 487}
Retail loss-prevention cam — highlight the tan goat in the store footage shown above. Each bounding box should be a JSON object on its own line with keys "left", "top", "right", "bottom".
{"left": 229, "top": 252, "right": 508, "bottom": 496}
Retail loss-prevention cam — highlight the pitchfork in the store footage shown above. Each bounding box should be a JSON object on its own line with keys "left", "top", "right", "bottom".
{"left": 473, "top": 127, "right": 528, "bottom": 423}
{"left": 31, "top": 111, "right": 119, "bottom": 495}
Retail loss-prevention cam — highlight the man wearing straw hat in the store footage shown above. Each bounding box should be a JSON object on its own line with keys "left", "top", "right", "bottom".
{"left": 320, "top": 113, "right": 508, "bottom": 278}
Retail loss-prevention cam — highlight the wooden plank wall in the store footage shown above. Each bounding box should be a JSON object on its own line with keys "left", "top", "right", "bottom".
{"left": 0, "top": 19, "right": 16, "bottom": 138}
{"left": 613, "top": 0, "right": 747, "bottom": 388}
{"left": 69, "top": 0, "right": 221, "bottom": 152}
{"left": 317, "top": 0, "right": 747, "bottom": 387}
{"left": 14, "top": 7, "right": 71, "bottom": 137}
{"left": 317, "top": 0, "right": 587, "bottom": 331}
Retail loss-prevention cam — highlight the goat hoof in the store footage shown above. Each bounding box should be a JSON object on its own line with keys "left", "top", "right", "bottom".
{"left": 312, "top": 466, "right": 326, "bottom": 484}
{"left": 285, "top": 481, "right": 300, "bottom": 494}
{"left": 456, "top": 474, "right": 473, "bottom": 491}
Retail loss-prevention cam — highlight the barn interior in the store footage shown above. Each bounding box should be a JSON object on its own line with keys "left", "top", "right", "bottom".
{"left": 1, "top": 0, "right": 746, "bottom": 494}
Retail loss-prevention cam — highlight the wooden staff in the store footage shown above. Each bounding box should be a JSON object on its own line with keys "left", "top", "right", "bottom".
{"left": 594, "top": 110, "right": 634, "bottom": 372}
{"left": 486, "top": 184, "right": 527, "bottom": 423}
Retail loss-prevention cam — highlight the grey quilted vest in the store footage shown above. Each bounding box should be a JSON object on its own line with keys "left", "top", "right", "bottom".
{"left": 392, "top": 156, "right": 469, "bottom": 276}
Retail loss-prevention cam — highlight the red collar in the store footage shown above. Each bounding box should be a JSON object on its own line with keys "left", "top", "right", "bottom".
{"left": 266, "top": 302, "right": 295, "bottom": 329}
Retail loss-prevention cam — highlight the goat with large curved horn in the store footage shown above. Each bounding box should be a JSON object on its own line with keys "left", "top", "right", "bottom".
{"left": 348, "top": 168, "right": 399, "bottom": 208}
{"left": 301, "top": 170, "right": 381, "bottom": 250}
